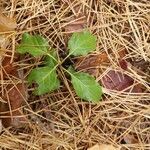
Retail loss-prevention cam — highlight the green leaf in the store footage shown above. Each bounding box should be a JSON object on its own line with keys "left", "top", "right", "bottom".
{"left": 67, "top": 66, "right": 76, "bottom": 74}
{"left": 68, "top": 31, "right": 97, "bottom": 56}
{"left": 28, "top": 66, "right": 60, "bottom": 95}
{"left": 70, "top": 71, "right": 102, "bottom": 102}
{"left": 45, "top": 49, "right": 58, "bottom": 68}
{"left": 17, "top": 33, "right": 49, "bottom": 57}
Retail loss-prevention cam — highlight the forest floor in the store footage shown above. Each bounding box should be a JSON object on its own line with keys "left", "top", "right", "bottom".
{"left": 0, "top": 0, "right": 150, "bottom": 150}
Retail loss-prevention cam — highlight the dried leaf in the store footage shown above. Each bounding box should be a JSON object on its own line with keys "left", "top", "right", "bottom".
{"left": 0, "top": 12, "right": 16, "bottom": 62}
{"left": 76, "top": 52, "right": 109, "bottom": 71}
{"left": 1, "top": 53, "right": 18, "bottom": 78}
{"left": 65, "top": 16, "right": 87, "bottom": 33}
{"left": 0, "top": 12, "right": 17, "bottom": 32}
{"left": 88, "top": 144, "right": 120, "bottom": 150}
{"left": 101, "top": 70, "right": 142, "bottom": 92}
{"left": 8, "top": 83, "right": 27, "bottom": 127}
{"left": 8, "top": 84, "right": 25, "bottom": 111}
{"left": 1, "top": 83, "right": 27, "bottom": 127}
{"left": 64, "top": 1, "right": 87, "bottom": 34}
{"left": 0, "top": 53, "right": 27, "bottom": 127}
{"left": 76, "top": 49, "right": 126, "bottom": 76}
{"left": 118, "top": 59, "right": 128, "bottom": 70}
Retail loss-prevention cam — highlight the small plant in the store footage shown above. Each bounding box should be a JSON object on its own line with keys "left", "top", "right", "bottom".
{"left": 17, "top": 31, "right": 103, "bottom": 102}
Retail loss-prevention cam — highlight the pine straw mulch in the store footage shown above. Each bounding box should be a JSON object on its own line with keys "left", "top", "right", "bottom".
{"left": 0, "top": 0, "right": 150, "bottom": 150}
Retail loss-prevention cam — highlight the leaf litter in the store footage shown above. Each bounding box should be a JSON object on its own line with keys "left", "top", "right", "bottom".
{"left": 64, "top": 1, "right": 87, "bottom": 34}
{"left": 0, "top": 13, "right": 26, "bottom": 128}
{"left": 0, "top": 0, "right": 149, "bottom": 150}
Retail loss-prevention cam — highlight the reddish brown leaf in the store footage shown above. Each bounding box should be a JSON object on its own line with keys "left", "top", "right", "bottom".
{"left": 76, "top": 49, "right": 127, "bottom": 76}
{"left": 101, "top": 70, "right": 133, "bottom": 91}
{"left": 130, "top": 84, "right": 143, "bottom": 93}
{"left": 0, "top": 53, "right": 26, "bottom": 127}
{"left": 1, "top": 52, "right": 19, "bottom": 79}
{"left": 65, "top": 16, "right": 87, "bottom": 33}
{"left": 2, "top": 56, "right": 17, "bottom": 76}
{"left": 1, "top": 83, "right": 27, "bottom": 127}
{"left": 7, "top": 84, "right": 25, "bottom": 110}
{"left": 75, "top": 52, "right": 109, "bottom": 75}
{"left": 119, "top": 59, "right": 128, "bottom": 70}
{"left": 76, "top": 52, "right": 108, "bottom": 70}
{"left": 101, "top": 70, "right": 142, "bottom": 92}
{"left": 64, "top": 1, "right": 87, "bottom": 34}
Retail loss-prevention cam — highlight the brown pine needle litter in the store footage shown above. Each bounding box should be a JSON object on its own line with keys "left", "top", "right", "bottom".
{"left": 0, "top": 0, "right": 150, "bottom": 150}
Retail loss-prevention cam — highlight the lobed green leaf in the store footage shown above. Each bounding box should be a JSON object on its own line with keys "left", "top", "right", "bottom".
{"left": 69, "top": 70, "right": 102, "bottom": 102}
{"left": 28, "top": 66, "right": 60, "bottom": 95}
{"left": 68, "top": 31, "right": 97, "bottom": 56}
{"left": 17, "top": 33, "right": 49, "bottom": 57}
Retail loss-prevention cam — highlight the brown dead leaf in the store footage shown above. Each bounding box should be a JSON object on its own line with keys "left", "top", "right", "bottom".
{"left": 75, "top": 52, "right": 109, "bottom": 75}
{"left": 0, "top": 83, "right": 27, "bottom": 128}
{"left": 76, "top": 52, "right": 109, "bottom": 70}
{"left": 2, "top": 54, "right": 18, "bottom": 77}
{"left": 87, "top": 144, "right": 120, "bottom": 150}
{"left": 0, "top": 53, "right": 27, "bottom": 127}
{"left": 0, "top": 12, "right": 17, "bottom": 32}
{"left": 7, "top": 84, "right": 26, "bottom": 112}
{"left": 101, "top": 70, "right": 142, "bottom": 92}
{"left": 76, "top": 49, "right": 126, "bottom": 76}
{"left": 64, "top": 1, "right": 87, "bottom": 33}
{"left": 101, "top": 70, "right": 133, "bottom": 91}
{"left": 65, "top": 16, "right": 87, "bottom": 33}
{"left": 118, "top": 59, "right": 128, "bottom": 70}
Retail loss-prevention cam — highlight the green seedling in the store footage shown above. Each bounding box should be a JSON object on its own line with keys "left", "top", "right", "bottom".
{"left": 17, "top": 31, "right": 103, "bottom": 102}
